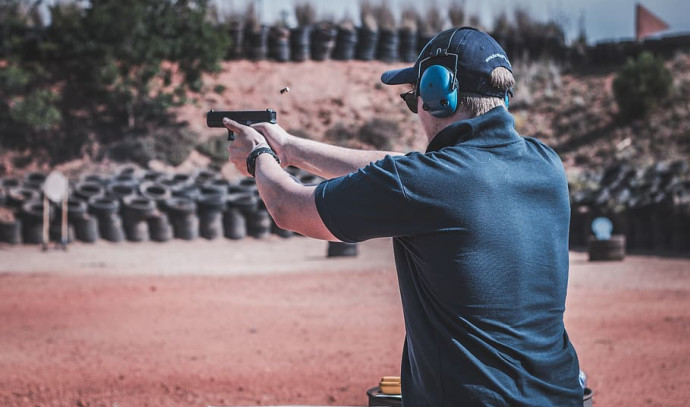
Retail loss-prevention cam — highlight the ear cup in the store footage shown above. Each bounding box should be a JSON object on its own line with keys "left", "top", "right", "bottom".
{"left": 419, "top": 65, "right": 458, "bottom": 118}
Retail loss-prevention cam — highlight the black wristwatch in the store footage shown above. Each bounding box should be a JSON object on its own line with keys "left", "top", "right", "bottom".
{"left": 246, "top": 146, "right": 280, "bottom": 177}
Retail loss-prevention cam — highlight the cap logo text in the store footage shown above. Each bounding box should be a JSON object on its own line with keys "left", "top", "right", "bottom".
{"left": 485, "top": 53, "right": 510, "bottom": 66}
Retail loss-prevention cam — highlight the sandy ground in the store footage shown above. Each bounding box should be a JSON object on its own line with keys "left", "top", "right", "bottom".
{"left": 0, "top": 237, "right": 688, "bottom": 407}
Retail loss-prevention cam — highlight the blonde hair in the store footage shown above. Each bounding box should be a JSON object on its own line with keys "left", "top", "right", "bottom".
{"left": 458, "top": 67, "right": 515, "bottom": 117}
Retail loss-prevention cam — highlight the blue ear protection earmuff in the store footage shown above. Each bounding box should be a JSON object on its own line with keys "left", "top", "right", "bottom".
{"left": 419, "top": 65, "right": 458, "bottom": 118}
{"left": 416, "top": 28, "right": 462, "bottom": 118}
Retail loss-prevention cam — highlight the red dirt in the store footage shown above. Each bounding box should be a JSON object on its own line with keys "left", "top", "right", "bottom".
{"left": 0, "top": 238, "right": 688, "bottom": 407}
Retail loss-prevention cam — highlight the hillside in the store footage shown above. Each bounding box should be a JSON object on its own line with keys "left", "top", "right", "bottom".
{"left": 1, "top": 53, "right": 688, "bottom": 181}
{"left": 172, "top": 52, "right": 690, "bottom": 178}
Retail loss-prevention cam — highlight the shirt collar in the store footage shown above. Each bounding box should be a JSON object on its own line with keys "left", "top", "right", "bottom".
{"left": 425, "top": 107, "right": 521, "bottom": 153}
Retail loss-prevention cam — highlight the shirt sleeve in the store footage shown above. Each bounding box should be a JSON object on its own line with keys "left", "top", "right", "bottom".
{"left": 314, "top": 154, "right": 430, "bottom": 243}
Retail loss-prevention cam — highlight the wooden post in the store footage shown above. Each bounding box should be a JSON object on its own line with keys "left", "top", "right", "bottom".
{"left": 42, "top": 195, "right": 50, "bottom": 251}
{"left": 61, "top": 192, "right": 68, "bottom": 250}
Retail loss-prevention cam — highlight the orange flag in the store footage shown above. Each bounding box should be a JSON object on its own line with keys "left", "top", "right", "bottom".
{"left": 636, "top": 3, "right": 669, "bottom": 40}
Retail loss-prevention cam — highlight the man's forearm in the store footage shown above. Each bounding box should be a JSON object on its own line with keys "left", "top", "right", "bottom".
{"left": 285, "top": 136, "right": 402, "bottom": 179}
{"left": 254, "top": 154, "right": 337, "bottom": 241}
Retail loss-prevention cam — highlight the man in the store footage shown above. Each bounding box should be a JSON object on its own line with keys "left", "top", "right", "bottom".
{"left": 223, "top": 27, "right": 582, "bottom": 406}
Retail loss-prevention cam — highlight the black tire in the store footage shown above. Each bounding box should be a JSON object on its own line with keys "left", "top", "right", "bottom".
{"left": 246, "top": 208, "right": 272, "bottom": 239}
{"left": 139, "top": 182, "right": 171, "bottom": 208}
{"left": 142, "top": 170, "right": 164, "bottom": 182}
{"left": 123, "top": 218, "right": 149, "bottom": 242}
{"left": 171, "top": 185, "right": 200, "bottom": 201}
{"left": 333, "top": 27, "right": 358, "bottom": 61}
{"left": 24, "top": 172, "right": 47, "bottom": 190}
{"left": 194, "top": 169, "right": 220, "bottom": 185}
{"left": 223, "top": 208, "right": 246, "bottom": 240}
{"left": 206, "top": 178, "right": 232, "bottom": 191}
{"left": 196, "top": 185, "right": 227, "bottom": 213}
{"left": 356, "top": 27, "right": 378, "bottom": 61}
{"left": 170, "top": 173, "right": 193, "bottom": 188}
{"left": 74, "top": 215, "right": 99, "bottom": 243}
{"left": 21, "top": 199, "right": 50, "bottom": 222}
{"left": 311, "top": 23, "right": 337, "bottom": 61}
{"left": 100, "top": 213, "right": 125, "bottom": 243}
{"left": 110, "top": 172, "right": 138, "bottom": 186}
{"left": 228, "top": 192, "right": 259, "bottom": 216}
{"left": 171, "top": 214, "right": 199, "bottom": 240}
{"left": 147, "top": 212, "right": 173, "bottom": 242}
{"left": 123, "top": 196, "right": 156, "bottom": 223}
{"left": 73, "top": 181, "right": 105, "bottom": 202}
{"left": 327, "top": 241, "right": 359, "bottom": 258}
{"left": 106, "top": 181, "right": 137, "bottom": 201}
{"left": 21, "top": 218, "right": 43, "bottom": 244}
{"left": 398, "top": 28, "right": 418, "bottom": 63}
{"left": 19, "top": 200, "right": 47, "bottom": 245}
{"left": 377, "top": 28, "right": 399, "bottom": 62}
{"left": 67, "top": 199, "right": 88, "bottom": 224}
{"left": 80, "top": 173, "right": 108, "bottom": 185}
{"left": 164, "top": 197, "right": 196, "bottom": 218}
{"left": 290, "top": 26, "right": 312, "bottom": 62}
{"left": 1, "top": 177, "right": 21, "bottom": 189}
{"left": 228, "top": 181, "right": 256, "bottom": 195}
{"left": 88, "top": 196, "right": 120, "bottom": 218}
{"left": 238, "top": 177, "right": 258, "bottom": 193}
{"left": 588, "top": 235, "right": 626, "bottom": 261}
{"left": 0, "top": 219, "right": 22, "bottom": 244}
{"left": 199, "top": 211, "right": 223, "bottom": 240}
{"left": 6, "top": 188, "right": 40, "bottom": 210}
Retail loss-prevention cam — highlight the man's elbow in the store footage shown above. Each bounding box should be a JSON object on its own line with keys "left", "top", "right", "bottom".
{"left": 267, "top": 199, "right": 300, "bottom": 233}
{"left": 271, "top": 204, "right": 291, "bottom": 231}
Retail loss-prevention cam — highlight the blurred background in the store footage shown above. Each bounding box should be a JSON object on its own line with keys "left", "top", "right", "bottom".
{"left": 0, "top": 2, "right": 689, "bottom": 407}
{"left": 1, "top": 0, "right": 689, "bottom": 252}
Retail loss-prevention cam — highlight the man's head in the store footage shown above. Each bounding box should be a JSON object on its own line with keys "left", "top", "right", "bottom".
{"left": 381, "top": 27, "right": 515, "bottom": 134}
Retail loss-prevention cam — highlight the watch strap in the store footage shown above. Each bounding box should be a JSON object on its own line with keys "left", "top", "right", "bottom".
{"left": 246, "top": 146, "right": 280, "bottom": 177}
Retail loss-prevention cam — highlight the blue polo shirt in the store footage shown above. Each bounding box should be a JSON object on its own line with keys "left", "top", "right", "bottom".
{"left": 314, "top": 107, "right": 582, "bottom": 406}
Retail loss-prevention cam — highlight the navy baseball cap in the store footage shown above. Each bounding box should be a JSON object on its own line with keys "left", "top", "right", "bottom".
{"left": 381, "top": 27, "right": 512, "bottom": 98}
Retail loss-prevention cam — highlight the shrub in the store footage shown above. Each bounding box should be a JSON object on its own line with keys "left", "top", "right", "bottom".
{"left": 613, "top": 51, "right": 672, "bottom": 120}
{"left": 8, "top": 89, "right": 62, "bottom": 131}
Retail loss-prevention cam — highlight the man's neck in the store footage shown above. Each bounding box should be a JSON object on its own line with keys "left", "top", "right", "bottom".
{"left": 423, "top": 110, "right": 472, "bottom": 144}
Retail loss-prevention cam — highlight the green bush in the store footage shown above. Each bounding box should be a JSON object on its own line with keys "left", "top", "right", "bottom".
{"left": 9, "top": 89, "right": 62, "bottom": 131}
{"left": 0, "top": 0, "right": 230, "bottom": 164}
{"left": 613, "top": 51, "right": 672, "bottom": 119}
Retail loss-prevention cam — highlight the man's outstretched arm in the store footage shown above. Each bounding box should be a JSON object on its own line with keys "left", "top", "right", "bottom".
{"left": 223, "top": 118, "right": 339, "bottom": 241}
{"left": 251, "top": 122, "right": 403, "bottom": 179}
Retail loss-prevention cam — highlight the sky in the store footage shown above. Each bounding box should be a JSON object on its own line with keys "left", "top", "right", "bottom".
{"left": 215, "top": 0, "right": 690, "bottom": 44}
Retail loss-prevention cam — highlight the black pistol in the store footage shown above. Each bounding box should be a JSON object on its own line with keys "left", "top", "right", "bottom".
{"left": 206, "top": 109, "right": 278, "bottom": 141}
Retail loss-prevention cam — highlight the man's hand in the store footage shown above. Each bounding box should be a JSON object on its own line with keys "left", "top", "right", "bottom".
{"left": 251, "top": 122, "right": 292, "bottom": 166}
{"left": 223, "top": 117, "right": 269, "bottom": 177}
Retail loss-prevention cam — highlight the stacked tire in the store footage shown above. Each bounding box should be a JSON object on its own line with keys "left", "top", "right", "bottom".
{"left": 165, "top": 197, "right": 198, "bottom": 241}
{"left": 196, "top": 186, "right": 226, "bottom": 240}
{"left": 89, "top": 196, "right": 124, "bottom": 243}
{"left": 0, "top": 167, "right": 331, "bottom": 245}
